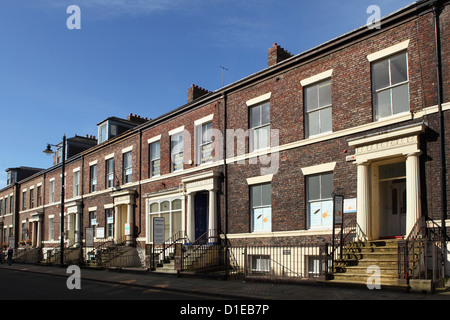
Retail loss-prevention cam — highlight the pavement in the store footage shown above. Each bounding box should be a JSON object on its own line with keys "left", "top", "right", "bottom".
{"left": 1, "top": 262, "right": 450, "bottom": 300}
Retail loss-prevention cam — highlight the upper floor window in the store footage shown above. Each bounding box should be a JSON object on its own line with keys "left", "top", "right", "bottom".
{"left": 37, "top": 186, "right": 42, "bottom": 207}
{"left": 106, "top": 158, "right": 115, "bottom": 188}
{"left": 123, "top": 151, "right": 133, "bottom": 184}
{"left": 372, "top": 52, "right": 409, "bottom": 120}
{"left": 99, "top": 124, "right": 108, "bottom": 144}
{"left": 149, "top": 141, "right": 160, "bottom": 177}
{"left": 29, "top": 189, "right": 34, "bottom": 209}
{"left": 304, "top": 79, "right": 332, "bottom": 137}
{"left": 90, "top": 165, "right": 97, "bottom": 192}
{"left": 197, "top": 122, "right": 213, "bottom": 165}
{"left": 6, "top": 171, "right": 16, "bottom": 185}
{"left": 49, "top": 180, "right": 55, "bottom": 203}
{"left": 22, "top": 190, "right": 27, "bottom": 210}
{"left": 3, "top": 198, "right": 7, "bottom": 214}
{"left": 73, "top": 171, "right": 80, "bottom": 197}
{"left": 171, "top": 133, "right": 184, "bottom": 172}
{"left": 249, "top": 102, "right": 270, "bottom": 152}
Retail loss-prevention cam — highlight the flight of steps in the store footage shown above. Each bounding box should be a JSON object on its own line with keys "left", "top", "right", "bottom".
{"left": 330, "top": 239, "right": 405, "bottom": 287}
{"left": 153, "top": 244, "right": 221, "bottom": 274}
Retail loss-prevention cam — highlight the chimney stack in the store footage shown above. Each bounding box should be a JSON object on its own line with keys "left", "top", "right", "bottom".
{"left": 127, "top": 113, "right": 150, "bottom": 124}
{"left": 268, "top": 43, "right": 293, "bottom": 67}
{"left": 187, "top": 84, "right": 210, "bottom": 103}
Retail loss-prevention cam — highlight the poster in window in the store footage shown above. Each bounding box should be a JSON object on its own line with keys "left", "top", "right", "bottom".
{"left": 321, "top": 200, "right": 333, "bottom": 226}
{"left": 152, "top": 159, "right": 160, "bottom": 176}
{"left": 309, "top": 202, "right": 322, "bottom": 228}
{"left": 173, "top": 153, "right": 183, "bottom": 171}
{"left": 309, "top": 200, "right": 333, "bottom": 228}
{"left": 96, "top": 227, "right": 105, "bottom": 239}
{"left": 201, "top": 143, "right": 213, "bottom": 163}
{"left": 343, "top": 198, "right": 357, "bottom": 213}
{"left": 253, "top": 207, "right": 271, "bottom": 232}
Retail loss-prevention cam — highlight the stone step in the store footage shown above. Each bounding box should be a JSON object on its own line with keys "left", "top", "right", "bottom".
{"left": 330, "top": 239, "right": 401, "bottom": 286}
{"left": 332, "top": 272, "right": 399, "bottom": 284}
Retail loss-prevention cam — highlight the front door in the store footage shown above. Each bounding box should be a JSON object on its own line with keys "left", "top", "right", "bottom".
{"left": 378, "top": 162, "right": 407, "bottom": 238}
{"left": 194, "top": 192, "right": 208, "bottom": 242}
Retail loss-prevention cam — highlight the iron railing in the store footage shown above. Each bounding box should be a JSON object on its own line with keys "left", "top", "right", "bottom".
{"left": 398, "top": 216, "right": 447, "bottom": 287}
{"left": 174, "top": 230, "right": 330, "bottom": 282}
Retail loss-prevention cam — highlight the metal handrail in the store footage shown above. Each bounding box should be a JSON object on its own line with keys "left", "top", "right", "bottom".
{"left": 153, "top": 230, "right": 188, "bottom": 263}
{"left": 182, "top": 229, "right": 220, "bottom": 270}
{"left": 398, "top": 216, "right": 446, "bottom": 286}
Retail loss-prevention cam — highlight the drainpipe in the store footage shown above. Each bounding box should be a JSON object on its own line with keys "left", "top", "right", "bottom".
{"left": 222, "top": 92, "right": 228, "bottom": 236}
{"left": 222, "top": 91, "right": 229, "bottom": 280}
{"left": 137, "top": 129, "right": 142, "bottom": 242}
{"left": 431, "top": 0, "right": 447, "bottom": 261}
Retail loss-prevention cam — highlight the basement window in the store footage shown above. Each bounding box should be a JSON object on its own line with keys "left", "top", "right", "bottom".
{"left": 249, "top": 255, "right": 271, "bottom": 274}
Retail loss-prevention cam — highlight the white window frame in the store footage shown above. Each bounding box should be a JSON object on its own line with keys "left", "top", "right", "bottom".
{"left": 250, "top": 183, "right": 272, "bottom": 233}
{"left": 196, "top": 121, "right": 213, "bottom": 165}
{"left": 304, "top": 78, "right": 332, "bottom": 138}
{"left": 306, "top": 172, "right": 334, "bottom": 230}
{"left": 249, "top": 255, "right": 271, "bottom": 274}
{"left": 371, "top": 51, "right": 410, "bottom": 121}
{"left": 249, "top": 102, "right": 271, "bottom": 152}
{"left": 49, "top": 179, "right": 55, "bottom": 203}
{"left": 149, "top": 140, "right": 161, "bottom": 178}
{"left": 106, "top": 158, "right": 115, "bottom": 188}
{"left": 90, "top": 165, "right": 97, "bottom": 192}
{"left": 49, "top": 216, "right": 54, "bottom": 241}
{"left": 148, "top": 197, "right": 183, "bottom": 244}
{"left": 123, "top": 151, "right": 133, "bottom": 184}
{"left": 170, "top": 131, "right": 184, "bottom": 172}
{"left": 98, "top": 123, "right": 108, "bottom": 144}
{"left": 73, "top": 170, "right": 80, "bottom": 197}
{"left": 105, "top": 208, "right": 114, "bottom": 238}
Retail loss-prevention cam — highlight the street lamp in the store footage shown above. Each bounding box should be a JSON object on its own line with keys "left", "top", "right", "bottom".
{"left": 43, "top": 134, "right": 66, "bottom": 266}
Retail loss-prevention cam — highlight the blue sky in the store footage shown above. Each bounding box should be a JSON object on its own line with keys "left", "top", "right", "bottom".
{"left": 0, "top": 0, "right": 416, "bottom": 188}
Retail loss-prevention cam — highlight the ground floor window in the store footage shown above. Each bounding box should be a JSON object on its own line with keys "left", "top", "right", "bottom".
{"left": 251, "top": 183, "right": 272, "bottom": 233}
{"left": 89, "top": 211, "right": 97, "bottom": 236}
{"left": 149, "top": 198, "right": 182, "bottom": 243}
{"left": 106, "top": 208, "right": 114, "bottom": 238}
{"left": 49, "top": 217, "right": 54, "bottom": 241}
{"left": 307, "top": 172, "right": 333, "bottom": 229}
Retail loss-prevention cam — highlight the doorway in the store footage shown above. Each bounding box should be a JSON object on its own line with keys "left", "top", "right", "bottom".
{"left": 377, "top": 161, "right": 407, "bottom": 238}
{"left": 194, "top": 192, "right": 209, "bottom": 242}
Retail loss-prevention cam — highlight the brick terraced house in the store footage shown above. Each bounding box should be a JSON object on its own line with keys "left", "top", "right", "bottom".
{"left": 1, "top": 0, "right": 449, "bottom": 288}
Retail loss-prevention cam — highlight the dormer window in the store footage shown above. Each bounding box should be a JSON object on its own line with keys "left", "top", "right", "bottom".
{"left": 99, "top": 123, "right": 108, "bottom": 143}
{"left": 97, "top": 118, "right": 138, "bottom": 144}
{"left": 6, "top": 171, "right": 16, "bottom": 185}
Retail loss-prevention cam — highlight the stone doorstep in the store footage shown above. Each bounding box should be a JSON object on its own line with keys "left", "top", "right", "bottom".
{"left": 409, "top": 279, "right": 434, "bottom": 293}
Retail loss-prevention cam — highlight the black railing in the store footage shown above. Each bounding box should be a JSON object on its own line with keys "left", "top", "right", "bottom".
{"left": 175, "top": 230, "right": 331, "bottom": 281}
{"left": 329, "top": 214, "right": 367, "bottom": 273}
{"left": 398, "top": 216, "right": 447, "bottom": 287}
{"left": 152, "top": 230, "right": 188, "bottom": 269}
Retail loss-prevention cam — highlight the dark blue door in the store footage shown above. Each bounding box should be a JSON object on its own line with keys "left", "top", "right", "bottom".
{"left": 194, "top": 192, "right": 208, "bottom": 242}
